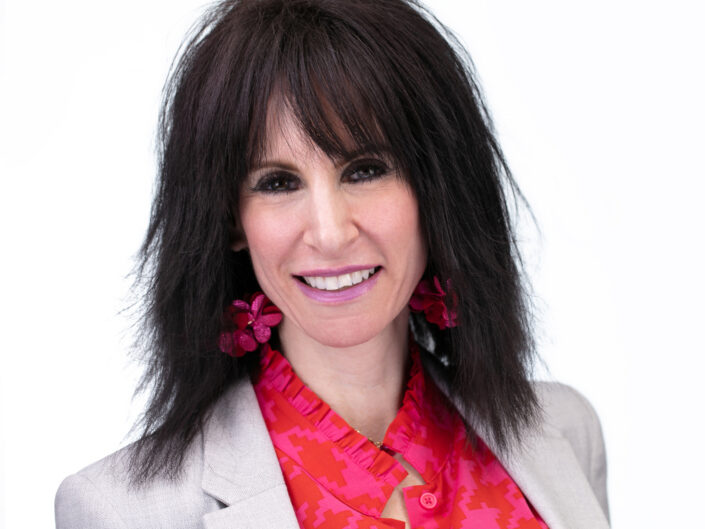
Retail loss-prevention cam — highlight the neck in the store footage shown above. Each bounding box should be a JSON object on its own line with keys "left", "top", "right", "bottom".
{"left": 279, "top": 313, "right": 409, "bottom": 444}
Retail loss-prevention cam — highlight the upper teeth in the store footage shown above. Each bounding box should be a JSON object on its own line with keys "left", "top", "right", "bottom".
{"left": 303, "top": 267, "right": 376, "bottom": 290}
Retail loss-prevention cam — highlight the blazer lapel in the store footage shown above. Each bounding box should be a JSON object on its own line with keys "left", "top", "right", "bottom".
{"left": 201, "top": 380, "right": 299, "bottom": 529}
{"left": 490, "top": 425, "right": 611, "bottom": 529}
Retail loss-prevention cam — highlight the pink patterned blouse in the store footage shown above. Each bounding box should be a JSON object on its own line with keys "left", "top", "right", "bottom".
{"left": 253, "top": 344, "right": 549, "bottom": 529}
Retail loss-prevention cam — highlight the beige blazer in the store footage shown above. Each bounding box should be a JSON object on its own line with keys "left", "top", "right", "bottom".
{"left": 55, "top": 378, "right": 610, "bottom": 529}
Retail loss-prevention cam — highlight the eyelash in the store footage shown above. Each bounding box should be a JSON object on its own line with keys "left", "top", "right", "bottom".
{"left": 252, "top": 172, "right": 300, "bottom": 194}
{"left": 251, "top": 159, "right": 391, "bottom": 194}
{"left": 344, "top": 159, "right": 390, "bottom": 183}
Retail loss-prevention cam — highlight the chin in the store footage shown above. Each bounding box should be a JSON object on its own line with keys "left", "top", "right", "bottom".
{"left": 311, "top": 328, "right": 376, "bottom": 349}
{"left": 303, "top": 317, "right": 389, "bottom": 350}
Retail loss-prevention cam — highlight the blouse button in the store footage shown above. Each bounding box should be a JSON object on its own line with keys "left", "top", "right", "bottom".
{"left": 419, "top": 492, "right": 438, "bottom": 510}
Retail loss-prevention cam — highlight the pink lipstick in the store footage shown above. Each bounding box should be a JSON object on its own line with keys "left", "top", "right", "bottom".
{"left": 294, "top": 266, "right": 381, "bottom": 303}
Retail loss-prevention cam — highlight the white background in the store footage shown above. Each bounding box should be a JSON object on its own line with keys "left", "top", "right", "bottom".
{"left": 1, "top": 1, "right": 703, "bottom": 527}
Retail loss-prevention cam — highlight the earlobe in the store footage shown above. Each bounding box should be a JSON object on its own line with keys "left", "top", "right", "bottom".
{"left": 231, "top": 239, "right": 248, "bottom": 252}
{"left": 229, "top": 224, "right": 248, "bottom": 252}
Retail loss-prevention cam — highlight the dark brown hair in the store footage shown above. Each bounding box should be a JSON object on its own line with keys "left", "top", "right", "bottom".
{"left": 131, "top": 0, "right": 538, "bottom": 483}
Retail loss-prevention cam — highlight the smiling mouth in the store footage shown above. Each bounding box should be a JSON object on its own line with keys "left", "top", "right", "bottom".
{"left": 296, "top": 267, "right": 381, "bottom": 291}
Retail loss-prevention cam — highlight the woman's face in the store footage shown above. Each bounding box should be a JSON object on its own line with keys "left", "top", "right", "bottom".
{"left": 238, "top": 106, "right": 427, "bottom": 349}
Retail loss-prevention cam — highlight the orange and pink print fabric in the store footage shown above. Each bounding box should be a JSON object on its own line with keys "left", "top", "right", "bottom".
{"left": 253, "top": 344, "right": 548, "bottom": 529}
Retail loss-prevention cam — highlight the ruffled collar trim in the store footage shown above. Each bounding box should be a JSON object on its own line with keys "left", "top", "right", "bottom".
{"left": 254, "top": 342, "right": 458, "bottom": 517}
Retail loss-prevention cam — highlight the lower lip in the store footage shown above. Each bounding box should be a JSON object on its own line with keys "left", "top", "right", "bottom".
{"left": 295, "top": 270, "right": 380, "bottom": 303}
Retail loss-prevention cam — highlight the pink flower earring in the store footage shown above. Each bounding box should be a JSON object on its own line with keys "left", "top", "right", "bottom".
{"left": 218, "top": 292, "right": 283, "bottom": 357}
{"left": 409, "top": 276, "right": 458, "bottom": 329}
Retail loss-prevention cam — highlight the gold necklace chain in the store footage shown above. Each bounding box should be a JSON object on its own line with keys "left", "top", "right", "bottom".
{"left": 354, "top": 428, "right": 384, "bottom": 449}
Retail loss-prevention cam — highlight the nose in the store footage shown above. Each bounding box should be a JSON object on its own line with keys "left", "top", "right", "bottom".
{"left": 302, "top": 183, "right": 359, "bottom": 255}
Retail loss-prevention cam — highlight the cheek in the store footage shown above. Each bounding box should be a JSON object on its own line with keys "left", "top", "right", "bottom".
{"left": 358, "top": 185, "right": 427, "bottom": 299}
{"left": 239, "top": 200, "right": 298, "bottom": 274}
{"left": 365, "top": 187, "right": 425, "bottom": 256}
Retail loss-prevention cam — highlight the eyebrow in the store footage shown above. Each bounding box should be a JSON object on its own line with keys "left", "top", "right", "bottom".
{"left": 250, "top": 144, "right": 393, "bottom": 172}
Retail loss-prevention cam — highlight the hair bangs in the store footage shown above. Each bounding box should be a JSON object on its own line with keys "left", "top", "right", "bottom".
{"left": 244, "top": 2, "right": 411, "bottom": 175}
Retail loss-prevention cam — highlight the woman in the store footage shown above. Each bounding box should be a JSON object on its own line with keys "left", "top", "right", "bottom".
{"left": 55, "top": 0, "right": 610, "bottom": 527}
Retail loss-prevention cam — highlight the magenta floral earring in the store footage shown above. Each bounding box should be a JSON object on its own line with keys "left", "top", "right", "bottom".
{"left": 409, "top": 276, "right": 458, "bottom": 330}
{"left": 218, "top": 292, "right": 283, "bottom": 357}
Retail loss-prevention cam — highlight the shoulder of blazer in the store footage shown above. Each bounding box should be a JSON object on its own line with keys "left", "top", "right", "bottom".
{"left": 55, "top": 424, "right": 215, "bottom": 529}
{"left": 419, "top": 352, "right": 610, "bottom": 528}
{"left": 533, "top": 381, "right": 610, "bottom": 519}
{"left": 55, "top": 379, "right": 299, "bottom": 529}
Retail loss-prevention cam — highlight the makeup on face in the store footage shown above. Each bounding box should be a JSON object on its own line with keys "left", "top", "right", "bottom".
{"left": 295, "top": 265, "right": 381, "bottom": 303}
{"left": 238, "top": 105, "right": 426, "bottom": 349}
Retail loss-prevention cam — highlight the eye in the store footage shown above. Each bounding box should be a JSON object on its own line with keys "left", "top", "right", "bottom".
{"left": 343, "top": 159, "right": 390, "bottom": 183}
{"left": 252, "top": 172, "right": 300, "bottom": 194}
